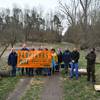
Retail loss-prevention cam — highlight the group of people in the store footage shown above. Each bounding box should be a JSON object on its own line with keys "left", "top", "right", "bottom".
{"left": 8, "top": 43, "right": 96, "bottom": 83}
{"left": 51, "top": 48, "right": 80, "bottom": 80}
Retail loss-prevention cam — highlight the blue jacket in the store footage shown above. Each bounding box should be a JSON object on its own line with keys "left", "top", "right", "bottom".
{"left": 63, "top": 50, "right": 71, "bottom": 64}
{"left": 8, "top": 52, "right": 17, "bottom": 66}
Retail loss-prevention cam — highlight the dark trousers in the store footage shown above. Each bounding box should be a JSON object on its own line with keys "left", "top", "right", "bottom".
{"left": 36, "top": 68, "right": 42, "bottom": 75}
{"left": 12, "top": 66, "right": 16, "bottom": 76}
{"left": 29, "top": 68, "right": 34, "bottom": 76}
{"left": 55, "top": 64, "right": 59, "bottom": 71}
{"left": 21, "top": 68, "right": 29, "bottom": 75}
{"left": 87, "top": 64, "right": 95, "bottom": 82}
{"left": 64, "top": 63, "right": 69, "bottom": 73}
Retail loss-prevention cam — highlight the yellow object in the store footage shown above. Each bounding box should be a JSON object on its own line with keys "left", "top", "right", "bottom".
{"left": 52, "top": 53, "right": 58, "bottom": 63}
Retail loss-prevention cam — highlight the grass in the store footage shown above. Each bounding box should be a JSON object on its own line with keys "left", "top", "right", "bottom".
{"left": 21, "top": 77, "right": 44, "bottom": 100}
{"left": 0, "top": 77, "right": 19, "bottom": 100}
{"left": 63, "top": 50, "right": 100, "bottom": 100}
{"left": 0, "top": 43, "right": 100, "bottom": 100}
{"left": 0, "top": 57, "right": 19, "bottom": 100}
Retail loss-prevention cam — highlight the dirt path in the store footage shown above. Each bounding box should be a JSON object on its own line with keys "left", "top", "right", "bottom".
{"left": 6, "top": 78, "right": 32, "bottom": 100}
{"left": 41, "top": 73, "right": 63, "bottom": 100}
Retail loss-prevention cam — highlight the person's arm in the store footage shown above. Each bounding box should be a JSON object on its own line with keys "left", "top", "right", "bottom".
{"left": 8, "top": 54, "right": 11, "bottom": 65}
{"left": 74, "top": 52, "right": 80, "bottom": 62}
{"left": 77, "top": 52, "right": 80, "bottom": 60}
{"left": 15, "top": 53, "right": 18, "bottom": 66}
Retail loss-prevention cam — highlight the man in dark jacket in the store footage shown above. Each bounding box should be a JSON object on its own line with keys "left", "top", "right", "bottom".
{"left": 85, "top": 48, "right": 96, "bottom": 83}
{"left": 57, "top": 48, "right": 63, "bottom": 72}
{"left": 63, "top": 49, "right": 71, "bottom": 74}
{"left": 21, "top": 43, "right": 29, "bottom": 75}
{"left": 70, "top": 48, "right": 80, "bottom": 79}
{"left": 8, "top": 48, "right": 17, "bottom": 76}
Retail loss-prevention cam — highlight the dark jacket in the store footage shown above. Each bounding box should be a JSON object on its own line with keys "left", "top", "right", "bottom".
{"left": 58, "top": 51, "right": 63, "bottom": 63}
{"left": 85, "top": 51, "right": 96, "bottom": 65}
{"left": 71, "top": 50, "right": 80, "bottom": 63}
{"left": 21, "top": 48, "right": 29, "bottom": 51}
{"left": 63, "top": 50, "right": 71, "bottom": 64}
{"left": 8, "top": 52, "right": 17, "bottom": 66}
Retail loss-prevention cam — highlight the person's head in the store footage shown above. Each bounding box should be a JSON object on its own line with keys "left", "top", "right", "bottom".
{"left": 65, "top": 48, "right": 69, "bottom": 52}
{"left": 73, "top": 48, "right": 77, "bottom": 51}
{"left": 44, "top": 48, "right": 48, "bottom": 51}
{"left": 51, "top": 48, "right": 55, "bottom": 53}
{"left": 58, "top": 48, "right": 62, "bottom": 53}
{"left": 38, "top": 48, "right": 42, "bottom": 50}
{"left": 22, "top": 43, "right": 27, "bottom": 48}
{"left": 11, "top": 48, "right": 15, "bottom": 53}
{"left": 90, "top": 48, "right": 95, "bottom": 53}
{"left": 32, "top": 48, "right": 35, "bottom": 51}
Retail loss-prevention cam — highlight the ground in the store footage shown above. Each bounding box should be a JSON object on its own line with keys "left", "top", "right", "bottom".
{"left": 41, "top": 73, "right": 63, "bottom": 100}
{"left": 0, "top": 42, "right": 100, "bottom": 100}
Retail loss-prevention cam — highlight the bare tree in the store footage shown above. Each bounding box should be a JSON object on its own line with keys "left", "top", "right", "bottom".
{"left": 58, "top": 0, "right": 79, "bottom": 26}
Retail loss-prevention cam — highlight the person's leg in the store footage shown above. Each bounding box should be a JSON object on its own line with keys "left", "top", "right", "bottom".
{"left": 12, "top": 66, "right": 16, "bottom": 76}
{"left": 70, "top": 62, "right": 74, "bottom": 78}
{"left": 87, "top": 66, "right": 91, "bottom": 81}
{"left": 30, "top": 68, "right": 34, "bottom": 76}
{"left": 26, "top": 68, "right": 29, "bottom": 75}
{"left": 38, "top": 68, "right": 42, "bottom": 75}
{"left": 43, "top": 68, "right": 47, "bottom": 76}
{"left": 32, "top": 68, "right": 34, "bottom": 76}
{"left": 48, "top": 68, "right": 52, "bottom": 76}
{"left": 91, "top": 65, "right": 95, "bottom": 83}
{"left": 28, "top": 68, "right": 31, "bottom": 76}
{"left": 57, "top": 62, "right": 60, "bottom": 72}
{"left": 55, "top": 64, "right": 59, "bottom": 72}
{"left": 65, "top": 63, "right": 68, "bottom": 74}
{"left": 35, "top": 68, "right": 39, "bottom": 75}
{"left": 75, "top": 63, "right": 79, "bottom": 79}
{"left": 21, "top": 68, "right": 24, "bottom": 75}
{"left": 11, "top": 68, "right": 14, "bottom": 76}
{"left": 52, "top": 60, "right": 55, "bottom": 74}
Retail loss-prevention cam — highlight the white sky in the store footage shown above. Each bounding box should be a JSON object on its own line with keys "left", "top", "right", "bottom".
{"left": 0, "top": 0, "right": 59, "bottom": 10}
{"left": 0, "top": 0, "right": 69, "bottom": 35}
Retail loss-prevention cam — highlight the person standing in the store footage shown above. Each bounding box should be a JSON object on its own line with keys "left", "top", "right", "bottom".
{"left": 57, "top": 48, "right": 63, "bottom": 72}
{"left": 70, "top": 48, "right": 80, "bottom": 79}
{"left": 85, "top": 48, "right": 96, "bottom": 83}
{"left": 29, "top": 48, "right": 35, "bottom": 76}
{"left": 63, "top": 49, "right": 71, "bottom": 74}
{"left": 21, "top": 43, "right": 29, "bottom": 75}
{"left": 51, "top": 48, "right": 58, "bottom": 74}
{"left": 8, "top": 48, "right": 17, "bottom": 76}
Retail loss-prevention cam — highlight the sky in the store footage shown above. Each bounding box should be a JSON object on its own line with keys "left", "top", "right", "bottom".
{"left": 0, "top": 0, "right": 59, "bottom": 11}
{"left": 0, "top": 0, "right": 68, "bottom": 35}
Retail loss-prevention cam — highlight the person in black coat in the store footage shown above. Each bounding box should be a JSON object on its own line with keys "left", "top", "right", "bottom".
{"left": 63, "top": 49, "right": 71, "bottom": 74}
{"left": 57, "top": 48, "right": 63, "bottom": 72}
{"left": 70, "top": 48, "right": 80, "bottom": 79}
{"left": 85, "top": 48, "right": 96, "bottom": 83}
{"left": 8, "top": 48, "right": 17, "bottom": 76}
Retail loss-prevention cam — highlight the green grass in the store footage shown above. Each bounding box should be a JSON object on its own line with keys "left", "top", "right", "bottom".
{"left": 21, "top": 77, "right": 43, "bottom": 100}
{"left": 0, "top": 77, "right": 19, "bottom": 100}
{"left": 63, "top": 50, "right": 100, "bottom": 100}
{"left": 63, "top": 76, "right": 100, "bottom": 100}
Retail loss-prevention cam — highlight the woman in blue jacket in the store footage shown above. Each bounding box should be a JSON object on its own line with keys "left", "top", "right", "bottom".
{"left": 8, "top": 48, "right": 17, "bottom": 76}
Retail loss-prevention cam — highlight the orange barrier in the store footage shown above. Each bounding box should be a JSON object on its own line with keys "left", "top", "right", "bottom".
{"left": 17, "top": 50, "right": 52, "bottom": 68}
